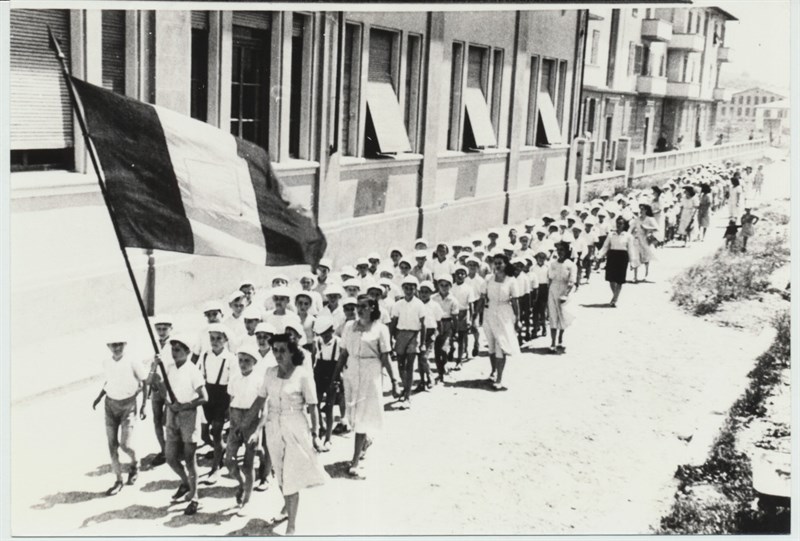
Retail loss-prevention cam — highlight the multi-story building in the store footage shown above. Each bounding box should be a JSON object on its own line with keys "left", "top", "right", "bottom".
{"left": 718, "top": 87, "right": 786, "bottom": 136}
{"left": 754, "top": 98, "right": 790, "bottom": 145}
{"left": 581, "top": 5, "right": 736, "bottom": 157}
{"left": 10, "top": 8, "right": 588, "bottom": 260}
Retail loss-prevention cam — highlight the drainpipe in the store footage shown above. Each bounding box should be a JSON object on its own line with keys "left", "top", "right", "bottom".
{"left": 566, "top": 9, "right": 589, "bottom": 205}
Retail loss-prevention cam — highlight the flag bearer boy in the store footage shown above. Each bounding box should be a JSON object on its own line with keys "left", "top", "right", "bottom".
{"left": 153, "top": 335, "right": 208, "bottom": 516}
{"left": 225, "top": 346, "right": 267, "bottom": 512}
{"left": 92, "top": 338, "right": 150, "bottom": 496}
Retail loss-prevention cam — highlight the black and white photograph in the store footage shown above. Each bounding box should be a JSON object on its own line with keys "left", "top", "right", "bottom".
{"left": 1, "top": 0, "right": 797, "bottom": 537}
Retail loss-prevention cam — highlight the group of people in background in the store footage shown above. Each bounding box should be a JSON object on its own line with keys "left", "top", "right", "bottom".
{"left": 93, "top": 158, "right": 765, "bottom": 533}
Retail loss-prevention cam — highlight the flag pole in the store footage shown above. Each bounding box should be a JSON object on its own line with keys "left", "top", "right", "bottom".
{"left": 48, "top": 27, "right": 176, "bottom": 404}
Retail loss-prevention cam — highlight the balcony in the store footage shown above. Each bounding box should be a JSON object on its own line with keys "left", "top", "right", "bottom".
{"left": 641, "top": 18, "right": 673, "bottom": 42}
{"left": 717, "top": 46, "right": 732, "bottom": 62}
{"left": 637, "top": 75, "right": 668, "bottom": 96}
{"left": 666, "top": 81, "right": 700, "bottom": 99}
{"left": 669, "top": 32, "right": 705, "bottom": 52}
{"left": 713, "top": 87, "right": 730, "bottom": 102}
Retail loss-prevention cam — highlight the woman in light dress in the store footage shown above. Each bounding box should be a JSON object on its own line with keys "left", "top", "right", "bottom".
{"left": 481, "top": 252, "right": 520, "bottom": 391}
{"left": 696, "top": 183, "right": 713, "bottom": 241}
{"left": 331, "top": 294, "right": 398, "bottom": 478}
{"left": 546, "top": 242, "right": 577, "bottom": 353}
{"left": 676, "top": 185, "right": 698, "bottom": 245}
{"left": 650, "top": 186, "right": 665, "bottom": 246}
{"left": 257, "top": 333, "right": 328, "bottom": 535}
{"left": 629, "top": 203, "right": 659, "bottom": 283}
{"left": 728, "top": 174, "right": 744, "bottom": 220}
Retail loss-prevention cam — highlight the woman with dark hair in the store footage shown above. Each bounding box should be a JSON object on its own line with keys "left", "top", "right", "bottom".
{"left": 696, "top": 183, "right": 713, "bottom": 240}
{"left": 481, "top": 252, "right": 520, "bottom": 390}
{"left": 676, "top": 185, "right": 698, "bottom": 245}
{"left": 630, "top": 203, "right": 659, "bottom": 283}
{"left": 546, "top": 242, "right": 577, "bottom": 352}
{"left": 650, "top": 185, "right": 665, "bottom": 246}
{"left": 598, "top": 216, "right": 635, "bottom": 306}
{"left": 256, "top": 333, "right": 327, "bottom": 535}
{"left": 331, "top": 294, "right": 397, "bottom": 477}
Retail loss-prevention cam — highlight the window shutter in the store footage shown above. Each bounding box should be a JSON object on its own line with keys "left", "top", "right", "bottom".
{"left": 634, "top": 45, "right": 644, "bottom": 76}
{"left": 232, "top": 12, "right": 270, "bottom": 30}
{"left": 191, "top": 11, "right": 208, "bottom": 29}
{"left": 10, "top": 9, "right": 73, "bottom": 150}
{"left": 537, "top": 92, "right": 563, "bottom": 146}
{"left": 463, "top": 87, "right": 497, "bottom": 148}
{"left": 365, "top": 81, "right": 411, "bottom": 154}
{"left": 101, "top": 11, "right": 126, "bottom": 94}
{"left": 368, "top": 28, "right": 394, "bottom": 86}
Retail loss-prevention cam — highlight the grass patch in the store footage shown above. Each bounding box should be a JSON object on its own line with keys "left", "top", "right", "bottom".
{"left": 671, "top": 204, "right": 790, "bottom": 316}
{"left": 657, "top": 308, "right": 790, "bottom": 534}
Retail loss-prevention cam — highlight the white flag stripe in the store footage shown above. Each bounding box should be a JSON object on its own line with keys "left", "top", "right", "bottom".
{"left": 156, "top": 106, "right": 268, "bottom": 264}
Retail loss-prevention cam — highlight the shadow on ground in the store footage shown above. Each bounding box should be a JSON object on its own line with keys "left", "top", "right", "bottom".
{"left": 324, "top": 460, "right": 362, "bottom": 480}
{"left": 228, "top": 517, "right": 284, "bottom": 536}
{"left": 81, "top": 504, "right": 169, "bottom": 528}
{"left": 32, "top": 490, "right": 107, "bottom": 510}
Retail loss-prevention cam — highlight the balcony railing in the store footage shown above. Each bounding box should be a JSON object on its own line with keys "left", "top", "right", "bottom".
{"left": 637, "top": 75, "right": 668, "bottom": 96}
{"left": 666, "top": 81, "right": 700, "bottom": 99}
{"left": 641, "top": 18, "right": 673, "bottom": 42}
{"left": 669, "top": 32, "right": 705, "bottom": 52}
{"left": 717, "top": 46, "right": 732, "bottom": 62}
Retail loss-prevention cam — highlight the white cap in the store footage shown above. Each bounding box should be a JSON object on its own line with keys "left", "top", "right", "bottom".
{"left": 152, "top": 314, "right": 173, "bottom": 326}
{"left": 368, "top": 252, "right": 381, "bottom": 261}
{"left": 355, "top": 257, "right": 370, "bottom": 268}
{"left": 454, "top": 265, "right": 468, "bottom": 274}
{"left": 343, "top": 278, "right": 361, "bottom": 290}
{"left": 414, "top": 250, "right": 428, "bottom": 259}
{"left": 271, "top": 273, "right": 289, "bottom": 284}
{"left": 401, "top": 276, "right": 419, "bottom": 287}
{"left": 202, "top": 300, "right": 224, "bottom": 314}
{"left": 228, "top": 290, "right": 245, "bottom": 304}
{"left": 169, "top": 334, "right": 192, "bottom": 350}
{"left": 379, "top": 278, "right": 394, "bottom": 288}
{"left": 340, "top": 265, "right": 357, "bottom": 277}
{"left": 415, "top": 237, "right": 428, "bottom": 248}
{"left": 436, "top": 274, "right": 453, "bottom": 285}
{"left": 237, "top": 346, "right": 261, "bottom": 362}
{"left": 342, "top": 297, "right": 358, "bottom": 307}
{"left": 324, "top": 284, "right": 345, "bottom": 298}
{"left": 317, "top": 258, "right": 332, "bottom": 270}
{"left": 270, "top": 286, "right": 292, "bottom": 299}
{"left": 207, "top": 323, "right": 229, "bottom": 338}
{"left": 284, "top": 320, "right": 304, "bottom": 336}
{"left": 242, "top": 306, "right": 262, "bottom": 321}
{"left": 313, "top": 317, "right": 334, "bottom": 334}
{"left": 419, "top": 280, "right": 435, "bottom": 292}
{"left": 255, "top": 322, "right": 277, "bottom": 335}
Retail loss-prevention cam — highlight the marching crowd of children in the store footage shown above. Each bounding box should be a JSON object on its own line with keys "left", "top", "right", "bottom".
{"left": 95, "top": 159, "right": 764, "bottom": 533}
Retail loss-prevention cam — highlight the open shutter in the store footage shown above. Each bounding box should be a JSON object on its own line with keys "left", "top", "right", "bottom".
{"left": 365, "top": 82, "right": 411, "bottom": 154}
{"left": 537, "top": 92, "right": 563, "bottom": 146}
{"left": 10, "top": 9, "right": 73, "bottom": 150}
{"left": 101, "top": 11, "right": 126, "bottom": 94}
{"left": 463, "top": 87, "right": 497, "bottom": 148}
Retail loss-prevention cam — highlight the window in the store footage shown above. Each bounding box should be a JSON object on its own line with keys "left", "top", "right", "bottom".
{"left": 404, "top": 33, "right": 422, "bottom": 152}
{"left": 288, "top": 14, "right": 313, "bottom": 159}
{"left": 696, "top": 13, "right": 703, "bottom": 34}
{"left": 525, "top": 56, "right": 540, "bottom": 145}
{"left": 687, "top": 12, "right": 693, "bottom": 33}
{"left": 462, "top": 45, "right": 496, "bottom": 149}
{"left": 556, "top": 60, "right": 568, "bottom": 126}
{"left": 764, "top": 109, "right": 771, "bottom": 118}
{"left": 590, "top": 30, "right": 600, "bottom": 65}
{"left": 540, "top": 58, "right": 556, "bottom": 97}
{"left": 627, "top": 42, "right": 635, "bottom": 76}
{"left": 190, "top": 27, "right": 209, "bottom": 122}
{"left": 341, "top": 23, "right": 361, "bottom": 156}
{"left": 447, "top": 41, "right": 464, "bottom": 150}
{"left": 659, "top": 54, "right": 665, "bottom": 77}
{"left": 490, "top": 49, "right": 504, "bottom": 136}
{"left": 535, "top": 58, "right": 563, "bottom": 147}
{"left": 738, "top": 96, "right": 744, "bottom": 104}
{"left": 632, "top": 9, "right": 639, "bottom": 17}
{"left": 770, "top": 96, "right": 776, "bottom": 102}
{"left": 645, "top": 9, "right": 653, "bottom": 18}
{"left": 640, "top": 45, "right": 650, "bottom": 76}
{"left": 737, "top": 107, "right": 742, "bottom": 116}
{"left": 682, "top": 56, "right": 689, "bottom": 82}
{"left": 746, "top": 96, "right": 751, "bottom": 105}
{"left": 101, "top": 11, "right": 126, "bottom": 94}
{"left": 230, "top": 25, "right": 270, "bottom": 148}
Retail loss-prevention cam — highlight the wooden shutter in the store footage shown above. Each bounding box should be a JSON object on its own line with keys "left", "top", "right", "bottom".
{"left": 463, "top": 87, "right": 496, "bottom": 148}
{"left": 232, "top": 12, "right": 270, "bottom": 30}
{"left": 102, "top": 11, "right": 126, "bottom": 94}
{"left": 537, "top": 92, "right": 563, "bottom": 145}
{"left": 10, "top": 9, "right": 73, "bottom": 150}
{"left": 191, "top": 11, "right": 208, "bottom": 30}
{"left": 365, "top": 81, "right": 411, "bottom": 153}
{"left": 368, "top": 28, "right": 394, "bottom": 85}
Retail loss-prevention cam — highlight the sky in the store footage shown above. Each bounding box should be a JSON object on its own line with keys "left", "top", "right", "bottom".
{"left": 698, "top": 0, "right": 792, "bottom": 92}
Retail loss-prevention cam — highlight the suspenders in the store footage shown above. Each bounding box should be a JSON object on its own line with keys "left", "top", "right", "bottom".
{"left": 202, "top": 352, "right": 227, "bottom": 385}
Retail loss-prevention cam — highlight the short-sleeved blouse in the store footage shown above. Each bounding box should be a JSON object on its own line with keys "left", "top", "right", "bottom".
{"left": 261, "top": 365, "right": 318, "bottom": 414}
{"left": 341, "top": 320, "right": 391, "bottom": 359}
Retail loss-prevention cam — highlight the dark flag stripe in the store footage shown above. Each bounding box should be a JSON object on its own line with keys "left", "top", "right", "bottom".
{"left": 71, "top": 78, "right": 194, "bottom": 253}
{"left": 235, "top": 138, "right": 327, "bottom": 267}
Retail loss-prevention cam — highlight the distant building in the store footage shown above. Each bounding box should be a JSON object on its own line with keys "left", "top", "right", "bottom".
{"left": 581, "top": 6, "right": 736, "bottom": 156}
{"left": 717, "top": 87, "right": 786, "bottom": 135}
{"left": 754, "top": 98, "right": 790, "bottom": 145}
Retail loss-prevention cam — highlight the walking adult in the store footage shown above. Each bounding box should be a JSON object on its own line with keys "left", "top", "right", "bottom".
{"left": 257, "top": 333, "right": 328, "bottom": 535}
{"left": 696, "top": 183, "right": 713, "bottom": 241}
{"left": 728, "top": 174, "right": 744, "bottom": 220}
{"left": 481, "top": 253, "right": 520, "bottom": 391}
{"left": 630, "top": 203, "right": 659, "bottom": 283}
{"left": 546, "top": 242, "right": 576, "bottom": 353}
{"left": 598, "top": 216, "right": 636, "bottom": 306}
{"left": 650, "top": 186, "right": 665, "bottom": 246}
{"left": 332, "top": 295, "right": 398, "bottom": 477}
{"left": 676, "top": 185, "right": 698, "bottom": 245}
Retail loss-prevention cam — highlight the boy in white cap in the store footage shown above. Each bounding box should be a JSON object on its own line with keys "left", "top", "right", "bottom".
{"left": 264, "top": 286, "right": 305, "bottom": 346}
{"left": 486, "top": 230, "right": 500, "bottom": 253}
{"left": 200, "top": 324, "right": 236, "bottom": 485}
{"left": 450, "top": 266, "right": 477, "bottom": 367}
{"left": 367, "top": 252, "right": 381, "bottom": 275}
{"left": 149, "top": 315, "right": 173, "bottom": 466}
{"left": 430, "top": 243, "right": 455, "bottom": 279}
{"left": 92, "top": 338, "right": 151, "bottom": 495}
{"left": 433, "top": 274, "right": 461, "bottom": 380}
{"left": 411, "top": 251, "right": 433, "bottom": 284}
{"left": 191, "top": 300, "right": 229, "bottom": 363}
{"left": 239, "top": 280, "right": 256, "bottom": 307}
{"left": 238, "top": 306, "right": 263, "bottom": 350}
{"left": 224, "top": 346, "right": 267, "bottom": 512}
{"left": 294, "top": 292, "right": 317, "bottom": 356}
{"left": 253, "top": 323, "right": 277, "bottom": 491}
{"left": 532, "top": 251, "right": 550, "bottom": 337}
{"left": 153, "top": 334, "right": 207, "bottom": 515}
{"left": 313, "top": 317, "right": 341, "bottom": 450}
{"left": 355, "top": 258, "right": 372, "bottom": 287}
{"left": 465, "top": 257, "right": 486, "bottom": 357}
{"left": 390, "top": 276, "right": 427, "bottom": 407}
{"left": 298, "top": 272, "right": 323, "bottom": 315}
{"left": 227, "top": 291, "right": 248, "bottom": 344}
{"left": 417, "top": 281, "right": 441, "bottom": 391}
{"left": 314, "top": 258, "right": 333, "bottom": 300}
{"left": 319, "top": 284, "right": 347, "bottom": 337}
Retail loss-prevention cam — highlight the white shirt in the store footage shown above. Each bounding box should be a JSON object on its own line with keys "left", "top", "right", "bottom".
{"left": 319, "top": 305, "right": 347, "bottom": 337}
{"left": 532, "top": 262, "right": 549, "bottom": 284}
{"left": 525, "top": 270, "right": 539, "bottom": 291}
{"left": 200, "top": 349, "right": 235, "bottom": 385}
{"left": 514, "top": 274, "right": 530, "bottom": 298}
{"left": 165, "top": 360, "right": 205, "bottom": 404}
{"left": 451, "top": 282, "right": 477, "bottom": 312}
{"left": 103, "top": 355, "right": 149, "bottom": 401}
{"left": 430, "top": 257, "right": 456, "bottom": 279}
{"left": 465, "top": 274, "right": 486, "bottom": 299}
{"left": 228, "top": 369, "right": 264, "bottom": 409}
{"left": 390, "top": 297, "right": 427, "bottom": 331}
{"left": 263, "top": 310, "right": 306, "bottom": 345}
{"left": 421, "top": 299, "right": 444, "bottom": 329}
{"left": 315, "top": 336, "right": 341, "bottom": 363}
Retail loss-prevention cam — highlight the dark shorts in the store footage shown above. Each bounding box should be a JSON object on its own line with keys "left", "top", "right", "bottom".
{"left": 595, "top": 236, "right": 607, "bottom": 251}
{"left": 202, "top": 383, "right": 230, "bottom": 424}
{"left": 454, "top": 310, "right": 470, "bottom": 333}
{"left": 394, "top": 330, "right": 420, "bottom": 356}
{"left": 105, "top": 395, "right": 137, "bottom": 433}
{"left": 166, "top": 407, "right": 200, "bottom": 444}
{"left": 226, "top": 407, "right": 260, "bottom": 454}
{"left": 314, "top": 361, "right": 338, "bottom": 403}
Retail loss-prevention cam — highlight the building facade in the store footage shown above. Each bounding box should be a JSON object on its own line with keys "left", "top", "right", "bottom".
{"left": 754, "top": 98, "right": 790, "bottom": 145}
{"left": 717, "top": 87, "right": 786, "bottom": 137}
{"left": 10, "top": 8, "right": 588, "bottom": 264}
{"left": 580, "top": 6, "right": 735, "bottom": 158}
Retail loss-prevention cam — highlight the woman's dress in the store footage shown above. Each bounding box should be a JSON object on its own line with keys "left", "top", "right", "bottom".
{"left": 677, "top": 196, "right": 697, "bottom": 236}
{"left": 546, "top": 259, "right": 577, "bottom": 330}
{"left": 341, "top": 320, "right": 391, "bottom": 434}
{"left": 483, "top": 277, "right": 521, "bottom": 357}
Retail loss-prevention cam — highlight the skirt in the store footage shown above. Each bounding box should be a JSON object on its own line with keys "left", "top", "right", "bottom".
{"left": 605, "top": 249, "right": 629, "bottom": 283}
{"left": 265, "top": 411, "right": 328, "bottom": 496}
